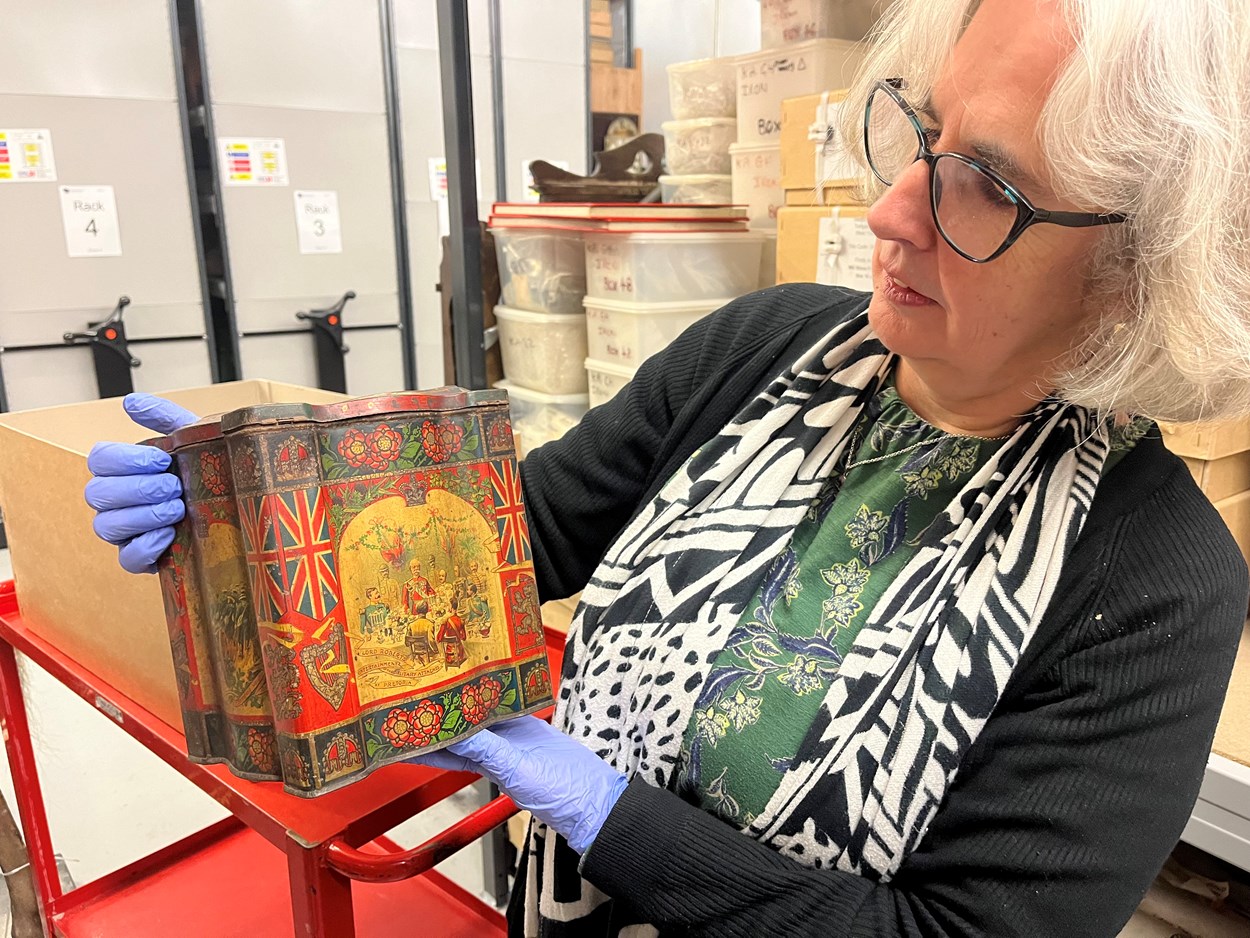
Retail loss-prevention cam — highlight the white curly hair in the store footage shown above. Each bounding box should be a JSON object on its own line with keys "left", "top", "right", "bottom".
{"left": 838, "top": 0, "right": 1250, "bottom": 423}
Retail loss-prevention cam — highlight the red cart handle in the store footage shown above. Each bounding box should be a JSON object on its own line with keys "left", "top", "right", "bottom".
{"left": 326, "top": 794, "right": 520, "bottom": 883}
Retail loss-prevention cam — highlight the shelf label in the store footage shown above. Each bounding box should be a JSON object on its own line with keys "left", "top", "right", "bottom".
{"left": 294, "top": 189, "right": 342, "bottom": 254}
{"left": 0, "top": 128, "right": 57, "bottom": 182}
{"left": 219, "top": 137, "right": 289, "bottom": 186}
{"left": 59, "top": 185, "right": 122, "bottom": 258}
{"left": 816, "top": 212, "right": 873, "bottom": 290}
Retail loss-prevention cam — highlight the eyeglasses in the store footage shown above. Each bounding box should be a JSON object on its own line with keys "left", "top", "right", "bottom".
{"left": 863, "top": 78, "right": 1127, "bottom": 263}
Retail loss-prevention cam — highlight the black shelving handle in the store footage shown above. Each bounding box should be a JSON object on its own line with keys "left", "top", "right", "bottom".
{"left": 62, "top": 295, "right": 141, "bottom": 398}
{"left": 295, "top": 290, "right": 356, "bottom": 393}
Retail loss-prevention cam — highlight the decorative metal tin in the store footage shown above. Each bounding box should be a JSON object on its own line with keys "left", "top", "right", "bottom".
{"left": 151, "top": 388, "right": 553, "bottom": 797}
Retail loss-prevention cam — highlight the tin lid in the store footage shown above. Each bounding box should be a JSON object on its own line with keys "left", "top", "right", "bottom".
{"left": 220, "top": 387, "right": 501, "bottom": 434}
{"left": 143, "top": 414, "right": 226, "bottom": 453}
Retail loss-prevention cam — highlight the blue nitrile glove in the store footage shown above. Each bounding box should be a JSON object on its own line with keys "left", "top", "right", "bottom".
{"left": 84, "top": 393, "right": 199, "bottom": 574}
{"left": 410, "top": 716, "right": 628, "bottom": 855}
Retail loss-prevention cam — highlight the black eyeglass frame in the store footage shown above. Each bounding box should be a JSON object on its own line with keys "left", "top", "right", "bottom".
{"left": 864, "top": 78, "right": 1128, "bottom": 263}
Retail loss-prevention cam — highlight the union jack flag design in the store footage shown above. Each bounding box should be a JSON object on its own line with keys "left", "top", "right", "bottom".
{"left": 489, "top": 460, "right": 531, "bottom": 566}
{"left": 237, "top": 495, "right": 284, "bottom": 622}
{"left": 274, "top": 489, "right": 339, "bottom": 621}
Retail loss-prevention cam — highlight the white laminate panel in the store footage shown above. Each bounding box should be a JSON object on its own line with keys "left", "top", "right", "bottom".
{"left": 0, "top": 345, "right": 100, "bottom": 412}
{"left": 500, "top": 0, "right": 586, "bottom": 65}
{"left": 237, "top": 333, "right": 319, "bottom": 387}
{"left": 405, "top": 200, "right": 444, "bottom": 386}
{"left": 501, "top": 59, "right": 587, "bottom": 205}
{"left": 199, "top": 0, "right": 386, "bottom": 113}
{"left": 132, "top": 339, "right": 215, "bottom": 394}
{"left": 234, "top": 292, "right": 398, "bottom": 335}
{"left": 343, "top": 326, "right": 407, "bottom": 395}
{"left": 0, "top": 96, "right": 203, "bottom": 314}
{"left": 0, "top": 0, "right": 177, "bottom": 100}
{"left": 0, "top": 302, "right": 206, "bottom": 347}
{"left": 212, "top": 106, "right": 398, "bottom": 303}
{"left": 397, "top": 49, "right": 496, "bottom": 205}
{"left": 393, "top": 0, "right": 492, "bottom": 55}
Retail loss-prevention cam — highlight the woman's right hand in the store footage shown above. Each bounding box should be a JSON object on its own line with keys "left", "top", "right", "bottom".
{"left": 84, "top": 393, "right": 199, "bottom": 574}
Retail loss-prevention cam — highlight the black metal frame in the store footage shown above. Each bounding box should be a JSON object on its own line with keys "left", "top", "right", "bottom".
{"left": 437, "top": 0, "right": 488, "bottom": 390}
{"left": 379, "top": 0, "right": 420, "bottom": 391}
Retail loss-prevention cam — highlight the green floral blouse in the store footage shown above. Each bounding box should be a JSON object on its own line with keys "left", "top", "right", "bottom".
{"left": 674, "top": 374, "right": 1150, "bottom": 826}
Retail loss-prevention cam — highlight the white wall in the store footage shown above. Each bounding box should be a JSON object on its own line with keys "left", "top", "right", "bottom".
{"left": 632, "top": 0, "right": 761, "bottom": 132}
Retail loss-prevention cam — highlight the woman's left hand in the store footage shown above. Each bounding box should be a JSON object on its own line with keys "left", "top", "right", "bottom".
{"left": 410, "top": 716, "right": 628, "bottom": 855}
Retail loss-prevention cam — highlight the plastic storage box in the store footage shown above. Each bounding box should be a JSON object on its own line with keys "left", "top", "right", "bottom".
{"left": 661, "top": 118, "right": 737, "bottom": 175}
{"left": 659, "top": 174, "right": 733, "bottom": 204}
{"left": 493, "top": 227, "right": 587, "bottom": 315}
{"left": 666, "top": 56, "right": 738, "bottom": 119}
{"left": 760, "top": 0, "right": 877, "bottom": 46}
{"left": 584, "top": 231, "right": 765, "bottom": 303}
{"left": 493, "top": 304, "right": 590, "bottom": 394}
{"left": 757, "top": 228, "right": 778, "bottom": 289}
{"left": 583, "top": 296, "right": 727, "bottom": 367}
{"left": 737, "top": 39, "right": 866, "bottom": 144}
{"left": 497, "top": 380, "right": 589, "bottom": 459}
{"left": 585, "top": 357, "right": 638, "bottom": 409}
{"left": 730, "top": 142, "right": 783, "bottom": 228}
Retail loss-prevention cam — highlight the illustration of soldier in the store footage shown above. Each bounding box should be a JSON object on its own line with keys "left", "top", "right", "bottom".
{"left": 437, "top": 597, "right": 469, "bottom": 669}
{"left": 376, "top": 564, "right": 402, "bottom": 609}
{"left": 401, "top": 557, "right": 436, "bottom": 616}
{"left": 405, "top": 599, "right": 440, "bottom": 667}
{"left": 463, "top": 582, "right": 492, "bottom": 638}
{"left": 359, "top": 587, "right": 389, "bottom": 640}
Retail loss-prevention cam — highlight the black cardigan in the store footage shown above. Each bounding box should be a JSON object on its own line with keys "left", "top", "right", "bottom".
{"left": 515, "top": 285, "right": 1249, "bottom": 938}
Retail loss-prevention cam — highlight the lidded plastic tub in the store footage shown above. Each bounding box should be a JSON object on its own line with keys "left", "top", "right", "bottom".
{"left": 585, "top": 358, "right": 638, "bottom": 409}
{"left": 492, "top": 227, "right": 587, "bottom": 315}
{"left": 730, "top": 142, "right": 783, "bottom": 228}
{"left": 659, "top": 174, "right": 733, "bottom": 205}
{"left": 496, "top": 380, "right": 589, "bottom": 459}
{"left": 736, "top": 38, "right": 866, "bottom": 144}
{"left": 493, "top": 304, "right": 589, "bottom": 394}
{"left": 583, "top": 296, "right": 726, "bottom": 367}
{"left": 666, "top": 56, "right": 737, "bottom": 120}
{"left": 757, "top": 228, "right": 778, "bottom": 289}
{"left": 661, "top": 118, "right": 737, "bottom": 175}
{"left": 583, "top": 230, "right": 765, "bottom": 303}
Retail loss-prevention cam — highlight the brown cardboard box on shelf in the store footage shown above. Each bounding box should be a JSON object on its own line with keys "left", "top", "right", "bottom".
{"left": 1180, "top": 451, "right": 1250, "bottom": 504}
{"left": 1212, "top": 620, "right": 1249, "bottom": 769}
{"left": 1213, "top": 490, "right": 1250, "bottom": 571}
{"left": 777, "top": 204, "right": 871, "bottom": 284}
{"left": 1159, "top": 418, "right": 1250, "bottom": 461}
{"left": 780, "top": 90, "right": 860, "bottom": 190}
{"left": 784, "top": 187, "right": 865, "bottom": 207}
{"left": 0, "top": 380, "right": 348, "bottom": 727}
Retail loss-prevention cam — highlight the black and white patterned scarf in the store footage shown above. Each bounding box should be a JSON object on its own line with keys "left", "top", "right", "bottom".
{"left": 518, "top": 310, "right": 1108, "bottom": 936}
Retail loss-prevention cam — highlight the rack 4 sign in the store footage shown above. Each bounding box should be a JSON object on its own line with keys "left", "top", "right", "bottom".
{"left": 58, "top": 185, "right": 122, "bottom": 257}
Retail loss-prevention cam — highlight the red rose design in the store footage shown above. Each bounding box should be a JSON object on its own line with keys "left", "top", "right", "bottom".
{"left": 380, "top": 707, "right": 419, "bottom": 747}
{"left": 338, "top": 429, "right": 372, "bottom": 468}
{"left": 420, "top": 419, "right": 466, "bottom": 463}
{"left": 246, "top": 727, "right": 275, "bottom": 773}
{"left": 200, "top": 450, "right": 228, "bottom": 496}
{"left": 411, "top": 699, "right": 445, "bottom": 746}
{"left": 461, "top": 684, "right": 488, "bottom": 725}
{"left": 478, "top": 675, "right": 503, "bottom": 713}
{"left": 366, "top": 423, "right": 403, "bottom": 467}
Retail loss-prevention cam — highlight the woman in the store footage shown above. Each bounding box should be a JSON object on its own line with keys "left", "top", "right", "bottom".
{"left": 84, "top": 0, "right": 1250, "bottom": 934}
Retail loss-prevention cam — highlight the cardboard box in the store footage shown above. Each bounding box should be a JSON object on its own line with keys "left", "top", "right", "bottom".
{"left": 777, "top": 204, "right": 871, "bottom": 285}
{"left": 1213, "top": 489, "right": 1250, "bottom": 573}
{"left": 784, "top": 186, "right": 865, "bottom": 207}
{"left": 1160, "top": 419, "right": 1250, "bottom": 461}
{"left": 1180, "top": 451, "right": 1250, "bottom": 503}
{"left": 1212, "top": 620, "right": 1249, "bottom": 769}
{"left": 0, "top": 380, "right": 348, "bottom": 727}
{"left": 780, "top": 90, "right": 861, "bottom": 191}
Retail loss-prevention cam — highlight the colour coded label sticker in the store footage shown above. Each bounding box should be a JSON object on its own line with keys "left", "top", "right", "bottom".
{"left": 0, "top": 128, "right": 57, "bottom": 182}
{"left": 59, "top": 185, "right": 122, "bottom": 257}
{"left": 219, "top": 137, "right": 288, "bottom": 186}
{"left": 816, "top": 213, "right": 874, "bottom": 290}
{"left": 294, "top": 189, "right": 342, "bottom": 254}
